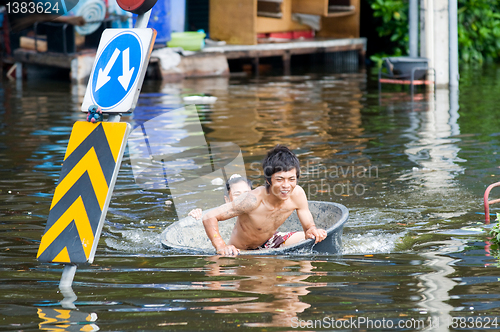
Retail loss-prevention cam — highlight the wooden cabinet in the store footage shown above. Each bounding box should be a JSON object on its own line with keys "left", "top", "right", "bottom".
{"left": 210, "top": 0, "right": 310, "bottom": 45}
{"left": 292, "top": 0, "right": 360, "bottom": 38}
{"left": 209, "top": 0, "right": 360, "bottom": 45}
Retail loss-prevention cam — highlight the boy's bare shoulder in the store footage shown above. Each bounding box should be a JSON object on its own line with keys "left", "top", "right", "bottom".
{"left": 251, "top": 186, "right": 267, "bottom": 198}
{"left": 291, "top": 185, "right": 308, "bottom": 206}
{"left": 292, "top": 185, "right": 307, "bottom": 198}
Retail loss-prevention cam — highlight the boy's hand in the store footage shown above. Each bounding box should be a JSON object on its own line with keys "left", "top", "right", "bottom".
{"left": 217, "top": 245, "right": 240, "bottom": 256}
{"left": 188, "top": 208, "right": 202, "bottom": 220}
{"left": 305, "top": 226, "right": 327, "bottom": 243}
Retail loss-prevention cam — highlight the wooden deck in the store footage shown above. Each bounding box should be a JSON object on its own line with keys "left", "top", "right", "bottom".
{"left": 11, "top": 37, "right": 367, "bottom": 82}
{"left": 202, "top": 37, "right": 366, "bottom": 75}
{"left": 203, "top": 37, "right": 366, "bottom": 59}
{"left": 13, "top": 48, "right": 97, "bottom": 83}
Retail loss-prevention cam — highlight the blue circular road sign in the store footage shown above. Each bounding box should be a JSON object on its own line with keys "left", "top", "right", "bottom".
{"left": 91, "top": 31, "right": 143, "bottom": 110}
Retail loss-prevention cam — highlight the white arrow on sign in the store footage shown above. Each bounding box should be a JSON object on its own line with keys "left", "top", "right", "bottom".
{"left": 118, "top": 48, "right": 135, "bottom": 91}
{"left": 95, "top": 48, "right": 120, "bottom": 92}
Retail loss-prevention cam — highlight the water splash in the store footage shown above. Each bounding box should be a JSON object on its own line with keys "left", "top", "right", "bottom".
{"left": 342, "top": 231, "right": 405, "bottom": 254}
{"left": 105, "top": 227, "right": 165, "bottom": 254}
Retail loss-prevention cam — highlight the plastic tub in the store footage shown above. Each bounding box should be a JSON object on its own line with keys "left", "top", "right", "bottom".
{"left": 161, "top": 201, "right": 349, "bottom": 255}
{"left": 167, "top": 31, "right": 206, "bottom": 51}
{"left": 384, "top": 57, "right": 429, "bottom": 80}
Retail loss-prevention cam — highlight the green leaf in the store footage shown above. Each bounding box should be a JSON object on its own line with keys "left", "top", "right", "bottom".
{"left": 366, "top": 0, "right": 500, "bottom": 63}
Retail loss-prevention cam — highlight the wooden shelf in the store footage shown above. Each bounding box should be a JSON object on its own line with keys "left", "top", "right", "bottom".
{"left": 325, "top": 5, "right": 355, "bottom": 17}
{"left": 257, "top": 0, "right": 283, "bottom": 18}
{"left": 292, "top": 0, "right": 356, "bottom": 17}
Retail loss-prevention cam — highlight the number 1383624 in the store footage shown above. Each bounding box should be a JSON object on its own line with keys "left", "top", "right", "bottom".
{"left": 6, "top": 1, "right": 60, "bottom": 14}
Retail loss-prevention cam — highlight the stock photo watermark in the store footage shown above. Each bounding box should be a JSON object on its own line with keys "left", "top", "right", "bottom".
{"left": 128, "top": 106, "right": 379, "bottom": 219}
{"left": 250, "top": 161, "right": 378, "bottom": 197}
{"left": 291, "top": 316, "right": 500, "bottom": 330}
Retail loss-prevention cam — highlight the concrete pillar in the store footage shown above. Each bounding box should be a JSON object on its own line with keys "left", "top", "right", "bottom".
{"left": 420, "top": 0, "right": 433, "bottom": 68}
{"left": 409, "top": 0, "right": 419, "bottom": 57}
{"left": 434, "top": 0, "right": 449, "bottom": 86}
{"left": 420, "top": 0, "right": 449, "bottom": 87}
{"left": 449, "top": 0, "right": 459, "bottom": 87}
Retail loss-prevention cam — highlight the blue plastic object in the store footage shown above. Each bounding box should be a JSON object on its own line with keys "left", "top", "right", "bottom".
{"left": 147, "top": 0, "right": 171, "bottom": 44}
{"left": 170, "top": 0, "right": 185, "bottom": 32}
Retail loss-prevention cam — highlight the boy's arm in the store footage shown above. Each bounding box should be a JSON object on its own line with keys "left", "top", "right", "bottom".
{"left": 295, "top": 186, "right": 327, "bottom": 244}
{"left": 202, "top": 192, "right": 259, "bottom": 254}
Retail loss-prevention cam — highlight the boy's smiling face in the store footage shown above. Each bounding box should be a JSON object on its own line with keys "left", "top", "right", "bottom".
{"left": 269, "top": 169, "right": 297, "bottom": 200}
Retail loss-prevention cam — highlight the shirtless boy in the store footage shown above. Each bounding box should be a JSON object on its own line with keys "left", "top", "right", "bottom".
{"left": 202, "top": 145, "right": 327, "bottom": 256}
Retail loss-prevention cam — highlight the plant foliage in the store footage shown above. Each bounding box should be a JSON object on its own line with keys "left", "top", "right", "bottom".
{"left": 458, "top": 0, "right": 500, "bottom": 63}
{"left": 369, "top": 0, "right": 409, "bottom": 57}
{"left": 366, "top": 0, "right": 500, "bottom": 63}
{"left": 489, "top": 213, "right": 500, "bottom": 244}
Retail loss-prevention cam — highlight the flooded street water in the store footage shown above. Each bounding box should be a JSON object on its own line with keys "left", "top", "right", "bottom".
{"left": 2, "top": 63, "right": 500, "bottom": 331}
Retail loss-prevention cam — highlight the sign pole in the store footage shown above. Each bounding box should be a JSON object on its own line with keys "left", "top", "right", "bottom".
{"left": 37, "top": 0, "right": 158, "bottom": 293}
{"left": 135, "top": 9, "right": 152, "bottom": 29}
{"left": 108, "top": 114, "right": 122, "bottom": 123}
{"left": 60, "top": 264, "right": 77, "bottom": 288}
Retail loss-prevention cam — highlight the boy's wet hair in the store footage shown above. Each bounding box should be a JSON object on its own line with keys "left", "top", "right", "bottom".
{"left": 262, "top": 145, "right": 300, "bottom": 189}
{"left": 225, "top": 174, "right": 252, "bottom": 197}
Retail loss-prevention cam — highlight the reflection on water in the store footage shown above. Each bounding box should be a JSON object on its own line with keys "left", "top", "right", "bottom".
{"left": 398, "top": 88, "right": 464, "bottom": 190}
{"left": 37, "top": 307, "right": 98, "bottom": 332}
{"left": 418, "top": 239, "right": 464, "bottom": 331}
{"left": 36, "top": 285, "right": 100, "bottom": 331}
{"left": 202, "top": 256, "right": 324, "bottom": 327}
{"left": 395, "top": 87, "right": 469, "bottom": 226}
{"left": 2, "top": 65, "right": 500, "bottom": 330}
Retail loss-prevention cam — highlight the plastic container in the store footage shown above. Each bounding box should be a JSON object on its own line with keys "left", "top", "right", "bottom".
{"left": 167, "top": 31, "right": 206, "bottom": 51}
{"left": 384, "top": 57, "right": 429, "bottom": 80}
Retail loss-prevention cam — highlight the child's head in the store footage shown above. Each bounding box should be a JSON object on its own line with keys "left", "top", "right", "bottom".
{"left": 224, "top": 174, "right": 252, "bottom": 203}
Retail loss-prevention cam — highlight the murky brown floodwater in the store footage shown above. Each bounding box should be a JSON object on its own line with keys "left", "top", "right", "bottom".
{"left": 2, "top": 63, "right": 500, "bottom": 331}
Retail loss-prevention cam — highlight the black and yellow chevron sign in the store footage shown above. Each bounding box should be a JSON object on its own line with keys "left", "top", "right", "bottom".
{"left": 37, "top": 121, "right": 130, "bottom": 264}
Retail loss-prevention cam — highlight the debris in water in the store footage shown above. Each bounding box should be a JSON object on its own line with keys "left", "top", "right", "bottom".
{"left": 211, "top": 177, "right": 224, "bottom": 185}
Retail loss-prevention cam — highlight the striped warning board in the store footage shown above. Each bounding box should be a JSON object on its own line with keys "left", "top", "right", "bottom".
{"left": 37, "top": 121, "right": 131, "bottom": 264}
